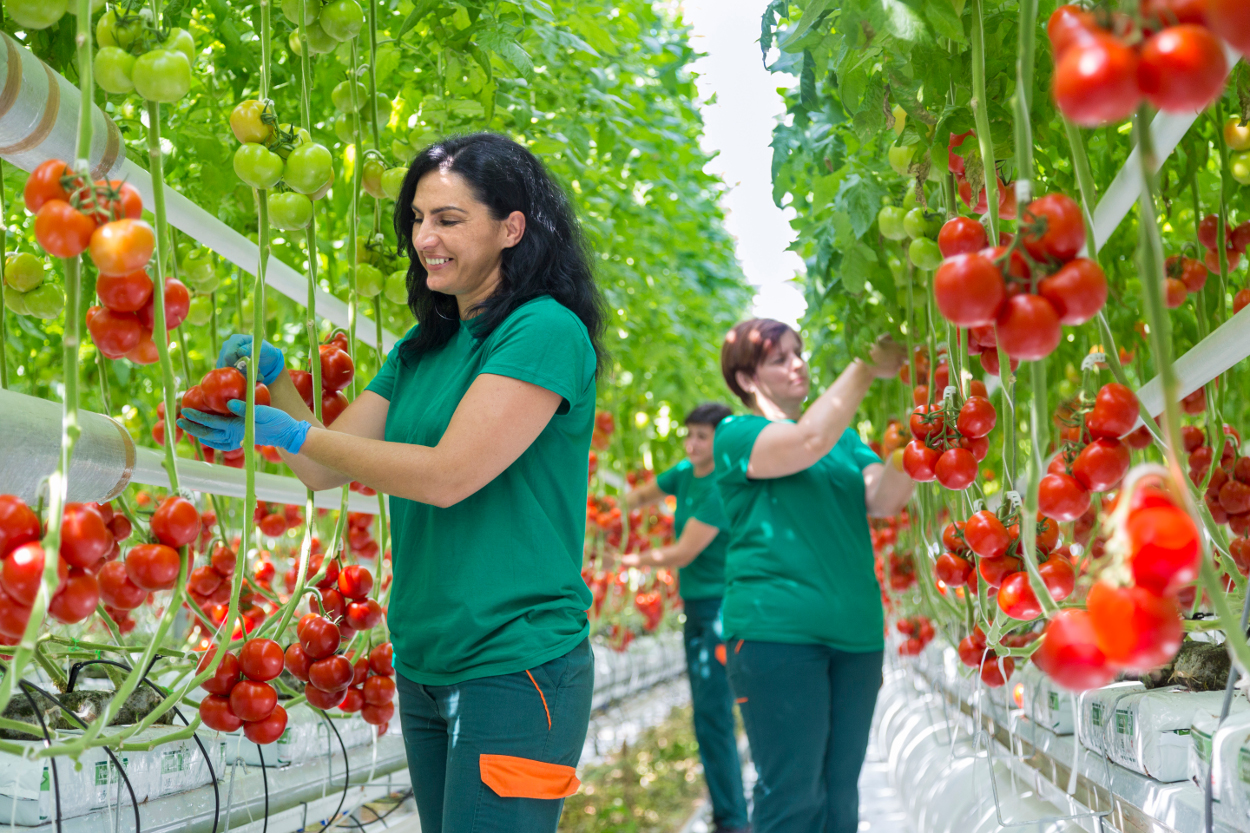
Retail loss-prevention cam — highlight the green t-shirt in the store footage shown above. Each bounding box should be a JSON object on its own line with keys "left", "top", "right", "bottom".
{"left": 713, "top": 414, "right": 884, "bottom": 652}
{"left": 655, "top": 460, "right": 729, "bottom": 601}
{"left": 365, "top": 296, "right": 596, "bottom": 684}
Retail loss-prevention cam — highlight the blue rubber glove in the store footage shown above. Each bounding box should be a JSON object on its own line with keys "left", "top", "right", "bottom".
{"left": 218, "top": 334, "right": 285, "bottom": 386}
{"left": 179, "top": 402, "right": 311, "bottom": 454}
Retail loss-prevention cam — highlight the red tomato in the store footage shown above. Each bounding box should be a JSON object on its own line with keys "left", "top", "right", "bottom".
{"left": 99, "top": 559, "right": 146, "bottom": 609}
{"left": 1087, "top": 582, "right": 1182, "bottom": 670}
{"left": 125, "top": 327, "right": 161, "bottom": 366}
{"left": 935, "top": 551, "right": 973, "bottom": 586}
{"left": 48, "top": 568, "right": 99, "bottom": 624}
{"left": 996, "top": 294, "right": 1062, "bottom": 361}
{"left": 319, "top": 345, "right": 355, "bottom": 392}
{"left": 24, "top": 160, "right": 75, "bottom": 213}
{"left": 137, "top": 279, "right": 191, "bottom": 331}
{"left": 1072, "top": 438, "right": 1131, "bottom": 492}
{"left": 935, "top": 448, "right": 977, "bottom": 490}
{"left": 239, "top": 638, "right": 285, "bottom": 682}
{"left": 368, "top": 642, "right": 394, "bottom": 676}
{"left": 86, "top": 306, "right": 143, "bottom": 359}
{"left": 59, "top": 502, "right": 113, "bottom": 569}
{"left": 36, "top": 200, "right": 98, "bottom": 258}
{"left": 309, "top": 655, "right": 354, "bottom": 692}
{"left": 1047, "top": 4, "right": 1098, "bottom": 58}
{"left": 230, "top": 680, "right": 277, "bottom": 722}
{"left": 259, "top": 513, "right": 287, "bottom": 537}
{"left": 1205, "top": 247, "right": 1240, "bottom": 273}
{"left": 1037, "top": 258, "right": 1107, "bottom": 325}
{"left": 1167, "top": 255, "right": 1207, "bottom": 293}
{"left": 1022, "top": 194, "right": 1086, "bottom": 262}
{"left": 337, "top": 564, "right": 373, "bottom": 600}
{"left": 285, "top": 642, "right": 313, "bottom": 681}
{"left": 346, "top": 598, "right": 383, "bottom": 630}
{"left": 189, "top": 565, "right": 224, "bottom": 595}
{"left": 339, "top": 687, "right": 365, "bottom": 713}
{"left": 363, "top": 675, "right": 396, "bottom": 705}
{"left": 0, "top": 496, "right": 40, "bottom": 557}
{"left": 289, "top": 369, "right": 316, "bottom": 409}
{"left": 298, "top": 613, "right": 342, "bottom": 660}
{"left": 96, "top": 270, "right": 153, "bottom": 313}
{"left": 933, "top": 253, "right": 1006, "bottom": 327}
{"left": 2, "top": 542, "right": 66, "bottom": 607}
{"left": 151, "top": 496, "right": 201, "bottom": 548}
{"left": 1164, "top": 277, "right": 1188, "bottom": 308}
{"left": 1086, "top": 384, "right": 1139, "bottom": 440}
{"left": 305, "top": 681, "right": 347, "bottom": 710}
{"left": 956, "top": 396, "right": 996, "bottom": 439}
{"left": 1038, "top": 473, "right": 1092, "bottom": 522}
{"left": 244, "top": 703, "right": 288, "bottom": 744}
{"left": 254, "top": 384, "right": 272, "bottom": 408}
{"left": 199, "top": 694, "right": 243, "bottom": 732}
{"left": 125, "top": 543, "right": 181, "bottom": 591}
{"left": 937, "top": 217, "right": 988, "bottom": 258}
{"left": 197, "top": 648, "right": 241, "bottom": 695}
{"left": 902, "top": 441, "right": 940, "bottom": 482}
{"left": 89, "top": 219, "right": 154, "bottom": 276}
{"left": 321, "top": 390, "right": 349, "bottom": 425}
{"left": 201, "top": 368, "right": 247, "bottom": 414}
{"left": 958, "top": 634, "right": 988, "bottom": 668}
{"left": 979, "top": 655, "right": 1015, "bottom": 688}
{"left": 943, "top": 521, "right": 967, "bottom": 553}
{"left": 361, "top": 701, "right": 395, "bottom": 726}
{"left": 1127, "top": 504, "right": 1200, "bottom": 596}
{"left": 965, "top": 510, "right": 1009, "bottom": 558}
{"left": 1053, "top": 34, "right": 1142, "bottom": 127}
{"left": 1137, "top": 26, "right": 1227, "bottom": 113}
{"left": 997, "top": 572, "right": 1042, "bottom": 619}
{"left": 1033, "top": 609, "right": 1116, "bottom": 691}
{"left": 93, "top": 179, "right": 143, "bottom": 221}
{"left": 1207, "top": 0, "right": 1250, "bottom": 57}
{"left": 979, "top": 555, "right": 1021, "bottom": 589}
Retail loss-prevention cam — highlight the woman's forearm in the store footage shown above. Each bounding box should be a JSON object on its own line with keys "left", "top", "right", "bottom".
{"left": 867, "top": 455, "right": 915, "bottom": 517}
{"left": 269, "top": 371, "right": 349, "bottom": 491}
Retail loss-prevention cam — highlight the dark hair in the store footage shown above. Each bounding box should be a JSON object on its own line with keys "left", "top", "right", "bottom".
{"left": 393, "top": 132, "right": 606, "bottom": 370}
{"left": 685, "top": 402, "right": 733, "bottom": 428}
{"left": 720, "top": 319, "right": 801, "bottom": 408}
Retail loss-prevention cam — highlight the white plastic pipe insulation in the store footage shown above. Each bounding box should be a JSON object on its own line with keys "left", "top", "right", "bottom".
{"left": 0, "top": 31, "right": 400, "bottom": 351}
{"left": 0, "top": 388, "right": 380, "bottom": 513}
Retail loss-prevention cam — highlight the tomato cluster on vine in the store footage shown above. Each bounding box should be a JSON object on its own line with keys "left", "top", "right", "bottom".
{"left": 902, "top": 385, "right": 997, "bottom": 491}
{"left": 286, "top": 332, "right": 355, "bottom": 426}
{"left": 1049, "top": 2, "right": 1233, "bottom": 128}
{"left": 3, "top": 251, "right": 64, "bottom": 321}
{"left": 895, "top": 615, "right": 935, "bottom": 656}
{"left": 1185, "top": 421, "right": 1250, "bottom": 547}
{"left": 934, "top": 193, "right": 1108, "bottom": 363}
{"left": 94, "top": 9, "right": 196, "bottom": 104}
{"left": 230, "top": 99, "right": 333, "bottom": 228}
{"left": 197, "top": 640, "right": 288, "bottom": 744}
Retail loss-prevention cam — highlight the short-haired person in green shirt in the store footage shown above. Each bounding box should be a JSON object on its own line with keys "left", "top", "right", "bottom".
{"left": 179, "top": 133, "right": 605, "bottom": 832}
{"left": 623, "top": 402, "right": 748, "bottom": 833}
{"left": 714, "top": 319, "right": 913, "bottom": 833}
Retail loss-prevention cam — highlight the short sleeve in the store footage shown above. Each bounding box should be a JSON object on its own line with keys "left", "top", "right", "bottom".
{"left": 713, "top": 415, "right": 768, "bottom": 486}
{"left": 841, "top": 429, "right": 883, "bottom": 472}
{"left": 364, "top": 328, "right": 415, "bottom": 401}
{"left": 692, "top": 489, "right": 729, "bottom": 531}
{"left": 477, "top": 299, "right": 595, "bottom": 413}
{"left": 655, "top": 462, "right": 685, "bottom": 496}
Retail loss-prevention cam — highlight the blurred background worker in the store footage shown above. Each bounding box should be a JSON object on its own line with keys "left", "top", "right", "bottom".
{"left": 625, "top": 402, "right": 749, "bottom": 833}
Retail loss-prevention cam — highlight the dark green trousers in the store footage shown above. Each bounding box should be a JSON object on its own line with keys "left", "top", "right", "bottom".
{"left": 683, "top": 597, "right": 749, "bottom": 830}
{"left": 725, "top": 640, "right": 883, "bottom": 833}
{"left": 395, "top": 639, "right": 593, "bottom": 833}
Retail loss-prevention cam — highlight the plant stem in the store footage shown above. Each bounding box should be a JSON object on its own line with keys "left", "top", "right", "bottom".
{"left": 969, "top": 0, "right": 999, "bottom": 242}
{"left": 1013, "top": 0, "right": 1037, "bottom": 206}
{"left": 0, "top": 159, "right": 8, "bottom": 391}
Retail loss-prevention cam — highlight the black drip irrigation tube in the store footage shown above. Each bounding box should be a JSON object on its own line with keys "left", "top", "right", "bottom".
{"left": 318, "top": 709, "right": 352, "bottom": 825}
{"left": 64, "top": 658, "right": 222, "bottom": 833}
{"left": 17, "top": 681, "right": 61, "bottom": 833}
{"left": 336, "top": 788, "right": 415, "bottom": 830}
{"left": 255, "top": 742, "right": 269, "bottom": 833}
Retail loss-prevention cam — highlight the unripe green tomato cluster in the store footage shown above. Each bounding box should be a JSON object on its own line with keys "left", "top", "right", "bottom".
{"left": 175, "top": 245, "right": 220, "bottom": 327}
{"left": 4, "top": 253, "right": 64, "bottom": 320}
{"left": 285, "top": 0, "right": 365, "bottom": 54}
{"left": 6, "top": 0, "right": 104, "bottom": 31}
{"left": 94, "top": 17, "right": 195, "bottom": 103}
{"left": 384, "top": 270, "right": 408, "bottom": 306}
{"left": 356, "top": 263, "right": 384, "bottom": 297}
{"left": 230, "top": 102, "right": 334, "bottom": 215}
{"left": 877, "top": 203, "right": 944, "bottom": 271}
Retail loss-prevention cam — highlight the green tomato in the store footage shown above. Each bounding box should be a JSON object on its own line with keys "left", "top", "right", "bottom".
{"left": 23, "top": 282, "right": 65, "bottom": 320}
{"left": 384, "top": 270, "right": 408, "bottom": 305}
{"left": 381, "top": 167, "right": 407, "bottom": 200}
{"left": 289, "top": 20, "right": 338, "bottom": 55}
{"left": 281, "top": 0, "right": 322, "bottom": 24}
{"left": 909, "top": 237, "right": 944, "bottom": 271}
{"left": 362, "top": 157, "right": 386, "bottom": 199}
{"left": 163, "top": 28, "right": 197, "bottom": 65}
{"left": 272, "top": 124, "right": 312, "bottom": 159}
{"left": 901, "top": 188, "right": 921, "bottom": 213}
{"left": 892, "top": 105, "right": 907, "bottom": 137}
{"left": 132, "top": 50, "right": 192, "bottom": 104}
{"left": 97, "top": 8, "right": 150, "bottom": 50}
{"left": 234, "top": 144, "right": 286, "bottom": 189}
{"left": 373, "top": 93, "right": 392, "bottom": 123}
{"left": 5, "top": 253, "right": 45, "bottom": 293}
{"left": 267, "top": 191, "right": 314, "bottom": 231}
{"left": 8, "top": 0, "right": 68, "bottom": 29}
{"left": 186, "top": 295, "right": 213, "bottom": 327}
{"left": 180, "top": 251, "right": 217, "bottom": 290}
{"left": 333, "top": 113, "right": 355, "bottom": 144}
{"left": 94, "top": 47, "right": 136, "bottom": 95}
{"left": 877, "top": 206, "right": 908, "bottom": 241}
{"left": 4, "top": 288, "right": 29, "bottom": 317}
{"left": 356, "top": 263, "right": 384, "bottom": 298}
{"left": 319, "top": 0, "right": 364, "bottom": 41}
{"left": 903, "top": 208, "right": 942, "bottom": 240}
{"left": 332, "top": 80, "right": 369, "bottom": 114}
{"left": 888, "top": 144, "right": 915, "bottom": 177}
{"left": 1231, "top": 151, "right": 1250, "bottom": 187}
{"left": 283, "top": 143, "right": 334, "bottom": 195}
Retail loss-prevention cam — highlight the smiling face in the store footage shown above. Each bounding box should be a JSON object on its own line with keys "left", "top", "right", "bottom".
{"left": 684, "top": 423, "right": 716, "bottom": 469}
{"left": 738, "top": 329, "right": 810, "bottom": 414}
{"left": 410, "top": 168, "right": 526, "bottom": 316}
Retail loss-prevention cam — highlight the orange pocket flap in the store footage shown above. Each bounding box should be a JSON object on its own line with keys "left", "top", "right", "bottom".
{"left": 480, "top": 754, "right": 580, "bottom": 799}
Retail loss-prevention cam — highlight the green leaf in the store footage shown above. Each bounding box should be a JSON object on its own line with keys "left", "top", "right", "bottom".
{"left": 780, "top": 0, "right": 836, "bottom": 50}
{"left": 396, "top": 0, "right": 438, "bottom": 40}
{"left": 925, "top": 2, "right": 966, "bottom": 43}
{"left": 834, "top": 172, "right": 888, "bottom": 239}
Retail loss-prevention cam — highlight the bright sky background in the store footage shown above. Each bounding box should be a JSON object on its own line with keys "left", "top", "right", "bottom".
{"left": 678, "top": 0, "right": 807, "bottom": 329}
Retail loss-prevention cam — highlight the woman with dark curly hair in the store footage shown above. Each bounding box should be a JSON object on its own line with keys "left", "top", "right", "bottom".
{"left": 181, "top": 132, "right": 605, "bottom": 832}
